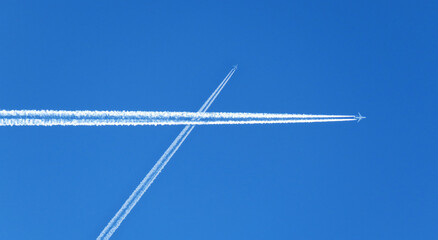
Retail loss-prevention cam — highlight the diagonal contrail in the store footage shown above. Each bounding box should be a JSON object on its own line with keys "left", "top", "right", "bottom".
{"left": 0, "top": 65, "right": 361, "bottom": 239}
{"left": 97, "top": 66, "right": 237, "bottom": 240}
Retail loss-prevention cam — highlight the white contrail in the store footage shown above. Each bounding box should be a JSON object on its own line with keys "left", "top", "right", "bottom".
{"left": 0, "top": 117, "right": 356, "bottom": 126}
{"left": 0, "top": 109, "right": 354, "bottom": 119}
{"left": 97, "top": 66, "right": 237, "bottom": 240}
{"left": 0, "top": 109, "right": 356, "bottom": 127}
{"left": 1, "top": 67, "right": 357, "bottom": 239}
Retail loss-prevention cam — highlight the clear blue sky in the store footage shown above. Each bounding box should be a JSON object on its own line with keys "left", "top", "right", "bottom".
{"left": 0, "top": 1, "right": 436, "bottom": 239}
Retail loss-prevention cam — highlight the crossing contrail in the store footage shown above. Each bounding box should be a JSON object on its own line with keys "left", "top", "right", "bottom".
{"left": 0, "top": 110, "right": 356, "bottom": 126}
{"left": 97, "top": 66, "right": 237, "bottom": 240}
{"left": 2, "top": 66, "right": 358, "bottom": 239}
{"left": 2, "top": 65, "right": 359, "bottom": 239}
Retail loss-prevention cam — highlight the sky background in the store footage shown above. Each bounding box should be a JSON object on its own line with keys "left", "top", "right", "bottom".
{"left": 0, "top": 1, "right": 437, "bottom": 239}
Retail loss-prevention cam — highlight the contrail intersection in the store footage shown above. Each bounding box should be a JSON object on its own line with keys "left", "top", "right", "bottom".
{"left": 1, "top": 65, "right": 364, "bottom": 239}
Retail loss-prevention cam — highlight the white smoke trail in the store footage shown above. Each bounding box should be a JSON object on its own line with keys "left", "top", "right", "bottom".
{"left": 97, "top": 66, "right": 237, "bottom": 240}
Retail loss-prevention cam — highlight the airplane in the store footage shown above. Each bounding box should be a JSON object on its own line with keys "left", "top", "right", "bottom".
{"left": 355, "top": 112, "right": 366, "bottom": 122}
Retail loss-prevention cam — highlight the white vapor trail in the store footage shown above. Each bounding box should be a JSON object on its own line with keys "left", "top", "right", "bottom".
{"left": 0, "top": 109, "right": 354, "bottom": 119}
{"left": 0, "top": 117, "right": 356, "bottom": 126}
{"left": 1, "top": 66, "right": 356, "bottom": 239}
{"left": 0, "top": 110, "right": 356, "bottom": 127}
{"left": 97, "top": 66, "right": 237, "bottom": 240}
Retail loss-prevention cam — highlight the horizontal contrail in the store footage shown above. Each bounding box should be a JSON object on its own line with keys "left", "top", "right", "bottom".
{"left": 0, "top": 117, "right": 356, "bottom": 126}
{"left": 0, "top": 110, "right": 355, "bottom": 126}
{"left": 0, "top": 110, "right": 354, "bottom": 119}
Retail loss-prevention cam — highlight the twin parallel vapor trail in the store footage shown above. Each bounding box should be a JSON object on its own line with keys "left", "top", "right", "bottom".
{"left": 0, "top": 110, "right": 356, "bottom": 126}
{"left": 96, "top": 65, "right": 237, "bottom": 240}
{"left": 0, "top": 66, "right": 361, "bottom": 239}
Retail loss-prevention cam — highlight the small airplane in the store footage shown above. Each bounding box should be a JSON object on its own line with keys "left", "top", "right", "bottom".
{"left": 355, "top": 112, "right": 366, "bottom": 122}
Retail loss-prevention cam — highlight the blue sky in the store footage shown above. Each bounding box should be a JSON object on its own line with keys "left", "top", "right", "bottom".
{"left": 0, "top": 1, "right": 437, "bottom": 239}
